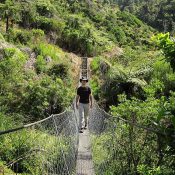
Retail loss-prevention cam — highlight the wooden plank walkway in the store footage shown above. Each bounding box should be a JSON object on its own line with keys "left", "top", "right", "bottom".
{"left": 76, "top": 129, "right": 95, "bottom": 175}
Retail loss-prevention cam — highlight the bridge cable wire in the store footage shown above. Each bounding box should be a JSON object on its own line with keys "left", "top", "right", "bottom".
{"left": 0, "top": 56, "right": 174, "bottom": 174}
{"left": 0, "top": 105, "right": 80, "bottom": 174}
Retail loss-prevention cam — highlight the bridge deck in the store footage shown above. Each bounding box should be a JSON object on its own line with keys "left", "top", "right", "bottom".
{"left": 76, "top": 129, "right": 95, "bottom": 175}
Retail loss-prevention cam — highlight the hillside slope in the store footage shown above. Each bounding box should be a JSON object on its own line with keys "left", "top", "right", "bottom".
{"left": 0, "top": 0, "right": 154, "bottom": 56}
{"left": 114, "top": 0, "right": 175, "bottom": 33}
{"left": 0, "top": 0, "right": 156, "bottom": 122}
{"left": 0, "top": 1, "right": 175, "bottom": 175}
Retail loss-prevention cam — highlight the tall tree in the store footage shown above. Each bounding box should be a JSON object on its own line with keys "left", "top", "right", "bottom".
{"left": 18, "top": 0, "right": 37, "bottom": 28}
{"left": 0, "top": 0, "right": 20, "bottom": 32}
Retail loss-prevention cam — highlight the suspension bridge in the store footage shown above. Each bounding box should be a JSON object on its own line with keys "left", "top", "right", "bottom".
{"left": 0, "top": 58, "right": 174, "bottom": 175}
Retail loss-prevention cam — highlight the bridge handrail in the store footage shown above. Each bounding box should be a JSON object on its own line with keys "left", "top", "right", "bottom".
{"left": 95, "top": 100, "right": 165, "bottom": 135}
{"left": 0, "top": 110, "right": 69, "bottom": 136}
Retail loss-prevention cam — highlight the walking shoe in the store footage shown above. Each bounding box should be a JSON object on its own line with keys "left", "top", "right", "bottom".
{"left": 84, "top": 125, "right": 87, "bottom": 130}
{"left": 79, "top": 130, "right": 83, "bottom": 133}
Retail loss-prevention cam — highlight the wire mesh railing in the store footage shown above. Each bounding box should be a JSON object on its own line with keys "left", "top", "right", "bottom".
{"left": 2, "top": 54, "right": 174, "bottom": 175}
{"left": 89, "top": 101, "right": 175, "bottom": 175}
{"left": 0, "top": 56, "right": 89, "bottom": 175}
{"left": 0, "top": 103, "right": 79, "bottom": 175}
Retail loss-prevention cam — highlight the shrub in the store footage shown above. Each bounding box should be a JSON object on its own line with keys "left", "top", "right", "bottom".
{"left": 6, "top": 28, "right": 45, "bottom": 45}
{"left": 0, "top": 114, "right": 71, "bottom": 175}
{"left": 137, "top": 165, "right": 161, "bottom": 175}
{"left": 89, "top": 76, "right": 100, "bottom": 100}
{"left": 0, "top": 47, "right": 27, "bottom": 114}
{"left": 19, "top": 75, "right": 74, "bottom": 120}
{"left": 34, "top": 43, "right": 63, "bottom": 61}
{"left": 35, "top": 16, "right": 65, "bottom": 34}
{"left": 90, "top": 57, "right": 100, "bottom": 73}
{"left": 35, "top": 0, "right": 54, "bottom": 17}
{"left": 35, "top": 55, "right": 47, "bottom": 74}
{"left": 91, "top": 95, "right": 174, "bottom": 174}
{"left": 60, "top": 14, "right": 115, "bottom": 56}
{"left": 119, "top": 11, "right": 143, "bottom": 27}
{"left": 152, "top": 33, "right": 175, "bottom": 71}
{"left": 112, "top": 26, "right": 126, "bottom": 44}
{"left": 0, "top": 47, "right": 26, "bottom": 79}
{"left": 31, "top": 29, "right": 45, "bottom": 43}
{"left": 0, "top": 33, "right": 5, "bottom": 41}
{"left": 48, "top": 63, "right": 68, "bottom": 79}
{"left": 0, "top": 161, "right": 14, "bottom": 174}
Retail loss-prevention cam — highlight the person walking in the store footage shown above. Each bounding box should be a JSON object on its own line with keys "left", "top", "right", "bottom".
{"left": 76, "top": 77, "right": 92, "bottom": 133}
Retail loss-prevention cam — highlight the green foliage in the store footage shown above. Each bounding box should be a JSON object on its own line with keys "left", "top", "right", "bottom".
{"left": 115, "top": 0, "right": 175, "bottom": 33}
{"left": 91, "top": 93, "right": 175, "bottom": 174}
{"left": 152, "top": 33, "right": 175, "bottom": 71}
{"left": 137, "top": 165, "right": 161, "bottom": 175}
{"left": 90, "top": 30, "right": 175, "bottom": 175}
{"left": 111, "top": 26, "right": 126, "bottom": 44}
{"left": 89, "top": 76, "right": 100, "bottom": 100}
{"left": 60, "top": 13, "right": 114, "bottom": 56}
{"left": 0, "top": 112, "right": 19, "bottom": 132}
{"left": 35, "top": 55, "right": 47, "bottom": 73}
{"left": 0, "top": 0, "right": 155, "bottom": 56}
{"left": 6, "top": 28, "right": 45, "bottom": 45}
{"left": 35, "top": 0, "right": 54, "bottom": 17}
{"left": 116, "top": 46, "right": 156, "bottom": 67}
{"left": 169, "top": 92, "right": 175, "bottom": 127}
{"left": 0, "top": 0, "right": 21, "bottom": 31}
{"left": 0, "top": 161, "right": 14, "bottom": 174}
{"left": 0, "top": 47, "right": 26, "bottom": 114}
{"left": 20, "top": 76, "right": 74, "bottom": 120}
{"left": 48, "top": 63, "right": 68, "bottom": 79}
{"left": 35, "top": 16, "right": 65, "bottom": 33}
{"left": 34, "top": 43, "right": 63, "bottom": 61}
{"left": 90, "top": 45, "right": 164, "bottom": 106}
{"left": 0, "top": 33, "right": 5, "bottom": 40}
{"left": 119, "top": 11, "right": 143, "bottom": 27}
{"left": 90, "top": 57, "right": 101, "bottom": 73}
{"left": 0, "top": 41, "right": 74, "bottom": 120}
{"left": 7, "top": 28, "right": 31, "bottom": 44}
{"left": 0, "top": 47, "right": 26, "bottom": 91}
{"left": 98, "top": 61, "right": 148, "bottom": 106}
{"left": 0, "top": 113, "right": 72, "bottom": 174}
{"left": 91, "top": 134, "right": 109, "bottom": 167}
{"left": 110, "top": 95, "right": 163, "bottom": 126}
{"left": 18, "top": 0, "right": 37, "bottom": 28}
{"left": 1, "top": 0, "right": 175, "bottom": 174}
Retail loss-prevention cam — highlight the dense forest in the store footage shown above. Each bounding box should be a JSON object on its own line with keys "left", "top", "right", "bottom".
{"left": 0, "top": 0, "right": 175, "bottom": 174}
{"left": 114, "top": 0, "right": 175, "bottom": 33}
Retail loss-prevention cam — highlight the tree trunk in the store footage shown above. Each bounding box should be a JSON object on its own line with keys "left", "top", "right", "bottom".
{"left": 157, "top": 134, "right": 164, "bottom": 166}
{"left": 5, "top": 13, "right": 9, "bottom": 32}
